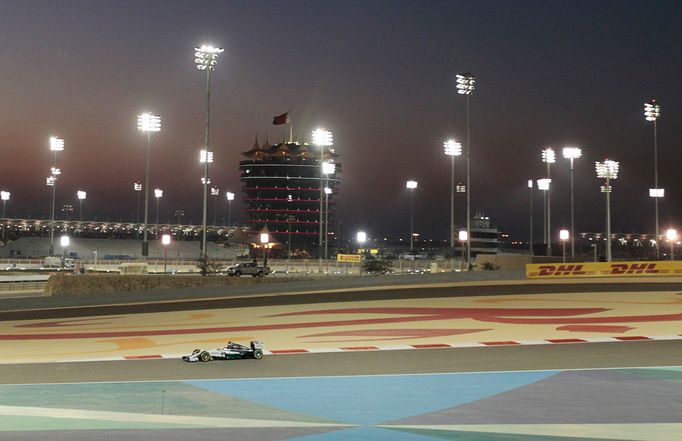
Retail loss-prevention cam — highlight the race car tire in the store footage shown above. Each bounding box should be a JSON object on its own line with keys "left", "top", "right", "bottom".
{"left": 234, "top": 271, "right": 241, "bottom": 277}
{"left": 199, "top": 351, "right": 212, "bottom": 362}
{"left": 257, "top": 271, "right": 264, "bottom": 277}
{"left": 253, "top": 349, "right": 263, "bottom": 359}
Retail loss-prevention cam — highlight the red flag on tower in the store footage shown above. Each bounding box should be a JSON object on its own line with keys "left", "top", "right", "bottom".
{"left": 272, "top": 112, "right": 290, "bottom": 125}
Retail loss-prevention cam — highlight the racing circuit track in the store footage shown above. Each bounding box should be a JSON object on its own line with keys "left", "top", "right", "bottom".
{"left": 0, "top": 274, "right": 681, "bottom": 440}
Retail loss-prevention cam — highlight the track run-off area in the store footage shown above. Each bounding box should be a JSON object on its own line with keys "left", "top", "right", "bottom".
{"left": 0, "top": 274, "right": 681, "bottom": 440}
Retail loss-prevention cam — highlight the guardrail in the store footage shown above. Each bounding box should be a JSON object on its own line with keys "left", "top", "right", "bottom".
{"left": 0, "top": 281, "right": 47, "bottom": 292}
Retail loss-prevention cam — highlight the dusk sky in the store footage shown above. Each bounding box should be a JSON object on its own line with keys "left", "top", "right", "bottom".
{"left": 1, "top": 0, "right": 681, "bottom": 242}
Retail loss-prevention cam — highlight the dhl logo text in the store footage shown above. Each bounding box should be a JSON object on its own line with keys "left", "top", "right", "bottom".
{"left": 609, "top": 263, "right": 660, "bottom": 274}
{"left": 537, "top": 265, "right": 586, "bottom": 276}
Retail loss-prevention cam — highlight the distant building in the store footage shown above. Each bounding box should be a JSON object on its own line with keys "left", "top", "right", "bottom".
{"left": 466, "top": 214, "right": 500, "bottom": 256}
{"left": 239, "top": 140, "right": 341, "bottom": 256}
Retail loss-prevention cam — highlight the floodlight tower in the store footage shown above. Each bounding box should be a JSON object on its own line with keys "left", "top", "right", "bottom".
{"left": 76, "top": 191, "right": 87, "bottom": 221}
{"left": 137, "top": 112, "right": 161, "bottom": 259}
{"left": 226, "top": 191, "right": 235, "bottom": 226}
{"left": 444, "top": 139, "right": 462, "bottom": 251}
{"left": 528, "top": 180, "right": 533, "bottom": 256}
{"left": 312, "top": 128, "right": 333, "bottom": 273}
{"left": 456, "top": 72, "right": 475, "bottom": 268}
{"left": 133, "top": 182, "right": 142, "bottom": 223}
{"left": 595, "top": 159, "right": 619, "bottom": 262}
{"left": 562, "top": 147, "right": 582, "bottom": 257}
{"left": 406, "top": 180, "right": 418, "bottom": 253}
{"left": 322, "top": 161, "right": 336, "bottom": 261}
{"left": 195, "top": 44, "right": 224, "bottom": 262}
{"left": 154, "top": 188, "right": 163, "bottom": 225}
{"left": 211, "top": 187, "right": 219, "bottom": 225}
{"left": 0, "top": 191, "right": 9, "bottom": 239}
{"left": 541, "top": 147, "right": 556, "bottom": 255}
{"left": 48, "top": 136, "right": 64, "bottom": 256}
{"left": 644, "top": 99, "right": 661, "bottom": 258}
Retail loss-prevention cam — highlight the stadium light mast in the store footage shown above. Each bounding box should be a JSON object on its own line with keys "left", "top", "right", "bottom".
{"left": 195, "top": 44, "right": 224, "bottom": 264}
{"left": 0, "top": 191, "right": 9, "bottom": 239}
{"left": 137, "top": 112, "right": 161, "bottom": 259}
{"left": 76, "top": 191, "right": 87, "bottom": 221}
{"left": 312, "top": 128, "right": 333, "bottom": 274}
{"left": 541, "top": 147, "right": 556, "bottom": 256}
{"left": 444, "top": 139, "right": 462, "bottom": 252}
{"left": 406, "top": 180, "right": 418, "bottom": 253}
{"left": 595, "top": 159, "right": 619, "bottom": 262}
{"left": 644, "top": 99, "right": 662, "bottom": 259}
{"left": 48, "top": 136, "right": 64, "bottom": 256}
{"left": 226, "top": 191, "right": 235, "bottom": 226}
{"left": 154, "top": 188, "right": 163, "bottom": 225}
{"left": 528, "top": 180, "right": 533, "bottom": 256}
{"left": 456, "top": 72, "right": 475, "bottom": 269}
{"left": 562, "top": 147, "right": 582, "bottom": 257}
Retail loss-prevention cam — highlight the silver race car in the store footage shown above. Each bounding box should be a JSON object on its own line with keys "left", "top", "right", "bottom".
{"left": 182, "top": 341, "right": 265, "bottom": 362}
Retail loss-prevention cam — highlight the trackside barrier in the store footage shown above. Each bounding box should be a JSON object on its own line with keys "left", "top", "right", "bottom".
{"left": 526, "top": 261, "right": 682, "bottom": 278}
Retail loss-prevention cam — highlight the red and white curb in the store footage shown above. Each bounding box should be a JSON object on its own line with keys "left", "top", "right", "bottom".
{"left": 69, "top": 333, "right": 682, "bottom": 362}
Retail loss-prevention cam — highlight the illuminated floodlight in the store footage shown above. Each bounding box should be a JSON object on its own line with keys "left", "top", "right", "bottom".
{"left": 226, "top": 192, "right": 235, "bottom": 201}
{"left": 649, "top": 188, "right": 665, "bottom": 198}
{"left": 199, "top": 149, "right": 214, "bottom": 163}
{"left": 50, "top": 167, "right": 61, "bottom": 176}
{"left": 137, "top": 113, "right": 161, "bottom": 132}
{"left": 194, "top": 45, "right": 224, "bottom": 71}
{"left": 644, "top": 100, "right": 660, "bottom": 122}
{"left": 324, "top": 187, "right": 332, "bottom": 195}
{"left": 600, "top": 185, "right": 613, "bottom": 193}
{"left": 211, "top": 187, "right": 219, "bottom": 196}
{"left": 536, "top": 178, "right": 551, "bottom": 191}
{"left": 133, "top": 182, "right": 142, "bottom": 191}
{"left": 541, "top": 147, "right": 556, "bottom": 164}
{"left": 560, "top": 229, "right": 570, "bottom": 241}
{"left": 0, "top": 191, "right": 9, "bottom": 201}
{"left": 201, "top": 177, "right": 211, "bottom": 185}
{"left": 356, "top": 231, "right": 367, "bottom": 244}
{"left": 60, "top": 235, "right": 70, "bottom": 247}
{"left": 312, "top": 129, "right": 333, "bottom": 147}
{"left": 666, "top": 229, "right": 677, "bottom": 241}
{"left": 46, "top": 176, "right": 56, "bottom": 186}
{"left": 595, "top": 159, "right": 619, "bottom": 179}
{"left": 527, "top": 180, "right": 533, "bottom": 188}
{"left": 406, "top": 180, "right": 418, "bottom": 189}
{"left": 456, "top": 184, "right": 466, "bottom": 193}
{"left": 456, "top": 73, "right": 475, "bottom": 95}
{"left": 260, "top": 233, "right": 269, "bottom": 244}
{"left": 162, "top": 234, "right": 172, "bottom": 246}
{"left": 49, "top": 136, "right": 65, "bottom": 152}
{"left": 154, "top": 188, "right": 163, "bottom": 198}
{"left": 322, "top": 161, "right": 336, "bottom": 175}
{"left": 444, "top": 139, "right": 462, "bottom": 156}
{"left": 458, "top": 230, "right": 468, "bottom": 241}
{"left": 77, "top": 191, "right": 87, "bottom": 200}
{"left": 562, "top": 147, "right": 582, "bottom": 159}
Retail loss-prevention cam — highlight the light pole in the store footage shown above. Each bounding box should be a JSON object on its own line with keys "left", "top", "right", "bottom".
{"left": 562, "top": 147, "right": 582, "bottom": 257}
{"left": 162, "top": 234, "right": 171, "bottom": 273}
{"left": 406, "top": 180, "right": 418, "bottom": 253}
{"left": 537, "top": 178, "right": 552, "bottom": 255}
{"left": 444, "top": 139, "right": 462, "bottom": 253}
{"left": 77, "top": 191, "right": 86, "bottom": 221}
{"left": 458, "top": 230, "right": 468, "bottom": 271}
{"left": 527, "top": 180, "right": 533, "bottom": 256}
{"left": 456, "top": 72, "right": 475, "bottom": 268}
{"left": 1, "top": 191, "right": 9, "bottom": 239}
{"left": 211, "top": 187, "right": 219, "bottom": 225}
{"left": 559, "top": 229, "right": 569, "bottom": 263}
{"left": 195, "top": 44, "right": 224, "bottom": 263}
{"left": 312, "top": 128, "right": 333, "bottom": 273}
{"left": 226, "top": 192, "right": 235, "bottom": 226}
{"left": 60, "top": 235, "right": 69, "bottom": 269}
{"left": 137, "top": 112, "right": 161, "bottom": 259}
{"left": 260, "top": 233, "right": 269, "bottom": 266}
{"left": 595, "top": 159, "right": 619, "bottom": 262}
{"left": 357, "top": 231, "right": 367, "bottom": 274}
{"left": 541, "top": 147, "right": 556, "bottom": 256}
{"left": 645, "top": 100, "right": 662, "bottom": 259}
{"left": 666, "top": 229, "right": 676, "bottom": 261}
{"left": 133, "top": 182, "right": 142, "bottom": 223}
{"left": 322, "top": 160, "right": 336, "bottom": 261}
{"left": 48, "top": 136, "right": 64, "bottom": 256}
{"left": 154, "top": 188, "right": 163, "bottom": 226}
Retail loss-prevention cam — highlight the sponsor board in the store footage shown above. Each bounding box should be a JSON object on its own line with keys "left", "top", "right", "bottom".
{"left": 337, "top": 254, "right": 362, "bottom": 263}
{"left": 526, "top": 261, "right": 682, "bottom": 278}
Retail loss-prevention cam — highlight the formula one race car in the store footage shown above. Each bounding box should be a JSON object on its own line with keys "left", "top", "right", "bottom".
{"left": 182, "top": 341, "right": 265, "bottom": 362}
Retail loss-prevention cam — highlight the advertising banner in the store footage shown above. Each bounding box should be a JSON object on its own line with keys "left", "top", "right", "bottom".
{"left": 337, "top": 254, "right": 362, "bottom": 263}
{"left": 526, "top": 261, "right": 682, "bottom": 278}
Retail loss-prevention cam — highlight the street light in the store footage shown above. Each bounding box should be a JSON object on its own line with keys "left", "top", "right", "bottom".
{"left": 356, "top": 231, "right": 367, "bottom": 247}
{"left": 541, "top": 147, "right": 556, "bottom": 256}
{"left": 458, "top": 230, "right": 468, "bottom": 271}
{"left": 444, "top": 139, "right": 462, "bottom": 253}
{"left": 48, "top": 136, "right": 65, "bottom": 256}
{"left": 456, "top": 72, "right": 475, "bottom": 269}
{"left": 137, "top": 112, "right": 161, "bottom": 259}
{"left": 312, "top": 128, "right": 333, "bottom": 273}
{"left": 211, "top": 187, "right": 219, "bottom": 225}
{"left": 645, "top": 99, "right": 662, "bottom": 259}
{"left": 195, "top": 44, "right": 224, "bottom": 264}
{"left": 666, "top": 229, "right": 676, "bottom": 261}
{"left": 226, "top": 191, "right": 235, "bottom": 226}
{"left": 527, "top": 180, "right": 533, "bottom": 256}
{"left": 559, "top": 229, "right": 569, "bottom": 263}
{"left": 76, "top": 191, "right": 87, "bottom": 221}
{"left": 406, "top": 180, "right": 418, "bottom": 253}
{"left": 595, "top": 159, "right": 619, "bottom": 262}
{"left": 562, "top": 147, "right": 582, "bottom": 257}
{"left": 60, "top": 235, "right": 69, "bottom": 269}
{"left": 260, "top": 232, "right": 269, "bottom": 265}
{"left": 1, "top": 191, "right": 9, "bottom": 239}
{"left": 133, "top": 182, "right": 142, "bottom": 223}
{"left": 154, "top": 188, "right": 163, "bottom": 225}
{"left": 324, "top": 186, "right": 332, "bottom": 261}
{"left": 162, "top": 234, "right": 171, "bottom": 273}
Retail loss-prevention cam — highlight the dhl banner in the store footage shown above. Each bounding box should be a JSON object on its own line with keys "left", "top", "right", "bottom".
{"left": 526, "top": 261, "right": 682, "bottom": 278}
{"left": 337, "top": 254, "right": 362, "bottom": 263}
